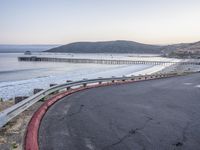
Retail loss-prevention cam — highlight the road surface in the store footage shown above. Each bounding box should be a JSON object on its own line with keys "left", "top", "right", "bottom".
{"left": 39, "top": 73, "right": 200, "bottom": 150}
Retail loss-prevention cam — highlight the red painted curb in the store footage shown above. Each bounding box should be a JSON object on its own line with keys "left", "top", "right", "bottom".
{"left": 24, "top": 76, "right": 171, "bottom": 150}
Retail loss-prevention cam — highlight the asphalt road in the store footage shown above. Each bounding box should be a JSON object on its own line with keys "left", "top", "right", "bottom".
{"left": 39, "top": 73, "right": 200, "bottom": 150}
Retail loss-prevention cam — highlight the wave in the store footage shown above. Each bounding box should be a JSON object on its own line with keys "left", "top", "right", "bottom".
{"left": 0, "top": 68, "right": 46, "bottom": 74}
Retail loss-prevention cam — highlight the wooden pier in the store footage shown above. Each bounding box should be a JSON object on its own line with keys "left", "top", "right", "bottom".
{"left": 18, "top": 56, "right": 200, "bottom": 66}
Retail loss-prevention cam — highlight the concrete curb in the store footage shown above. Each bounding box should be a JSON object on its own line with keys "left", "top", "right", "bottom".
{"left": 24, "top": 75, "right": 176, "bottom": 150}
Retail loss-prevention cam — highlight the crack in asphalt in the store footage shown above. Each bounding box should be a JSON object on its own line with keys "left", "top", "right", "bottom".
{"left": 173, "top": 122, "right": 190, "bottom": 147}
{"left": 88, "top": 102, "right": 114, "bottom": 111}
{"left": 68, "top": 104, "right": 85, "bottom": 117}
{"left": 58, "top": 102, "right": 114, "bottom": 121}
{"left": 101, "top": 117, "right": 153, "bottom": 150}
{"left": 108, "top": 120, "right": 130, "bottom": 150}
{"left": 182, "top": 122, "right": 190, "bottom": 143}
{"left": 67, "top": 102, "right": 113, "bottom": 118}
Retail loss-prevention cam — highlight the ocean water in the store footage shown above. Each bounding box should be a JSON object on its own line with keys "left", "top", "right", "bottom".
{"left": 0, "top": 53, "right": 116, "bottom": 82}
{"left": 0, "top": 53, "right": 154, "bottom": 100}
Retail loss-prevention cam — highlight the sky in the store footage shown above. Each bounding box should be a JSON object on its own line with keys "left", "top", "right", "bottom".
{"left": 0, "top": 0, "right": 200, "bottom": 45}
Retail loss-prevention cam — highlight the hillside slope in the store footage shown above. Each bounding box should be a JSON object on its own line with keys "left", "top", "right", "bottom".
{"left": 46, "top": 40, "right": 162, "bottom": 54}
{"left": 162, "top": 41, "right": 200, "bottom": 58}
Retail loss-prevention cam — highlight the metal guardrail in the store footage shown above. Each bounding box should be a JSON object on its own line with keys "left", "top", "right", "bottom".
{"left": 0, "top": 74, "right": 175, "bottom": 128}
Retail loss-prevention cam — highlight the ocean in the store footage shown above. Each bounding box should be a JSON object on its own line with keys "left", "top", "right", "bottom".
{"left": 0, "top": 53, "right": 153, "bottom": 100}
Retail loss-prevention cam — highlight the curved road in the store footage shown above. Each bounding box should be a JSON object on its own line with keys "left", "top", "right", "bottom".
{"left": 39, "top": 73, "right": 200, "bottom": 150}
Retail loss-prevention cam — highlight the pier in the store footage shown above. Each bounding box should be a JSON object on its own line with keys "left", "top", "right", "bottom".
{"left": 18, "top": 56, "right": 200, "bottom": 66}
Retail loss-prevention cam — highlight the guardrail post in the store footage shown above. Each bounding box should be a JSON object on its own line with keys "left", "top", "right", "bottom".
{"left": 33, "top": 89, "right": 43, "bottom": 94}
{"left": 83, "top": 83, "right": 87, "bottom": 87}
{"left": 50, "top": 84, "right": 57, "bottom": 87}
{"left": 15, "top": 96, "right": 28, "bottom": 104}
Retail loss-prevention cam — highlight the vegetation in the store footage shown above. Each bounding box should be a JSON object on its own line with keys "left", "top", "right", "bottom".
{"left": 46, "top": 40, "right": 200, "bottom": 59}
{"left": 46, "top": 40, "right": 162, "bottom": 54}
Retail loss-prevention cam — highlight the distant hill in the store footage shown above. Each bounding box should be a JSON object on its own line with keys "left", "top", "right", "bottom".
{"left": 45, "top": 40, "right": 162, "bottom": 54}
{"left": 0, "top": 45, "right": 59, "bottom": 53}
{"left": 45, "top": 40, "right": 200, "bottom": 58}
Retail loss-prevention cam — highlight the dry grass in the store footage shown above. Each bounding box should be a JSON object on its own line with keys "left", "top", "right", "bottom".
{"left": 0, "top": 101, "right": 43, "bottom": 150}
{"left": 0, "top": 100, "right": 14, "bottom": 112}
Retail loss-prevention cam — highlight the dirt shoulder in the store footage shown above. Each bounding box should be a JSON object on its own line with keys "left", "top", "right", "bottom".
{"left": 0, "top": 100, "right": 14, "bottom": 112}
{"left": 0, "top": 101, "right": 43, "bottom": 150}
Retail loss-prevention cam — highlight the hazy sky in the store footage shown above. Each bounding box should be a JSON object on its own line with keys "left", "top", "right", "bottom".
{"left": 0, "top": 0, "right": 200, "bottom": 45}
